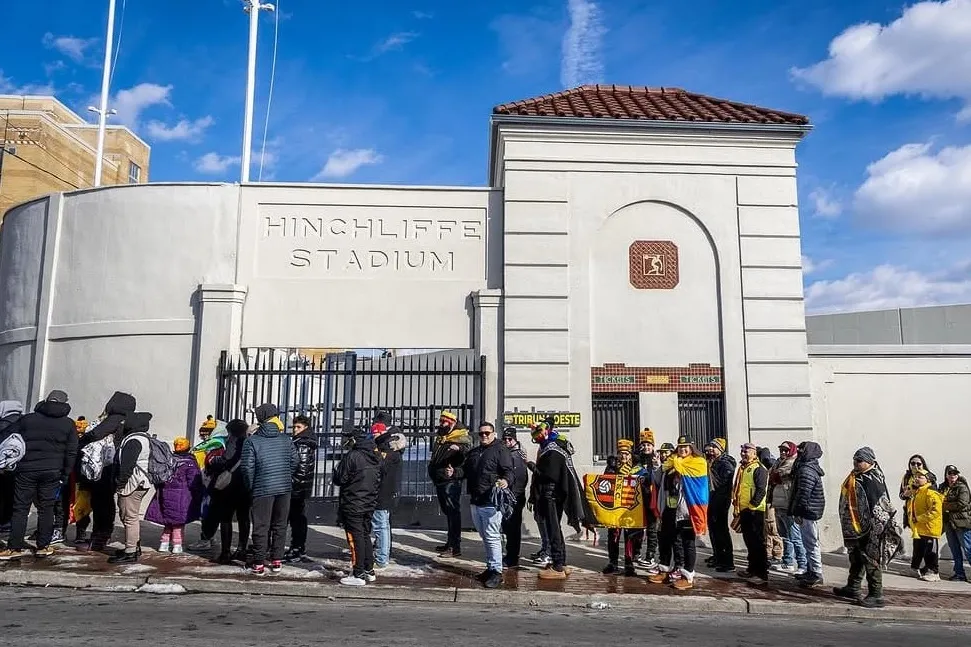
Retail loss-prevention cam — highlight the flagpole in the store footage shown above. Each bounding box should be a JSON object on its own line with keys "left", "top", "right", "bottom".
{"left": 240, "top": 1, "right": 275, "bottom": 184}
{"left": 93, "top": 0, "right": 117, "bottom": 187}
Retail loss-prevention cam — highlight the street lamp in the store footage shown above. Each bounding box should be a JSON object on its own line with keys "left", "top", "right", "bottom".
{"left": 240, "top": 1, "right": 275, "bottom": 184}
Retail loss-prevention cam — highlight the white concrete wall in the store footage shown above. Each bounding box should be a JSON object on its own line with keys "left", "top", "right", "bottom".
{"left": 495, "top": 122, "right": 812, "bottom": 472}
{"left": 809, "top": 346, "right": 971, "bottom": 550}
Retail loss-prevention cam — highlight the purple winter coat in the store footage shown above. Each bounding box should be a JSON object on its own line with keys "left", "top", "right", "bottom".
{"left": 146, "top": 453, "right": 204, "bottom": 526}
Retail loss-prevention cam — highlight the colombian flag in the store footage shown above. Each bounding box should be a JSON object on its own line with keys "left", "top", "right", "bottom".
{"left": 664, "top": 455, "right": 710, "bottom": 535}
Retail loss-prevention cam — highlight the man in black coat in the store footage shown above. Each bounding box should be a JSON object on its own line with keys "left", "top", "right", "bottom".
{"left": 373, "top": 426, "right": 405, "bottom": 568}
{"left": 0, "top": 390, "right": 77, "bottom": 559}
{"left": 285, "top": 415, "right": 318, "bottom": 560}
{"left": 790, "top": 441, "right": 826, "bottom": 588}
{"left": 501, "top": 427, "right": 529, "bottom": 569}
{"left": 333, "top": 428, "right": 381, "bottom": 586}
{"left": 705, "top": 438, "right": 737, "bottom": 572}
{"left": 426, "top": 411, "right": 471, "bottom": 557}
{"left": 463, "top": 422, "right": 515, "bottom": 588}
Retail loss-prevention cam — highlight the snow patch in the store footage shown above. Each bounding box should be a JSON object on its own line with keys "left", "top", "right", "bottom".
{"left": 137, "top": 583, "right": 187, "bottom": 595}
{"left": 119, "top": 564, "right": 157, "bottom": 575}
{"left": 182, "top": 565, "right": 246, "bottom": 576}
{"left": 375, "top": 563, "right": 438, "bottom": 578}
{"left": 50, "top": 555, "right": 87, "bottom": 566}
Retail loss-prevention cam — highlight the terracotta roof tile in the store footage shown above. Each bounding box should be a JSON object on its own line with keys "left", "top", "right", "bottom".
{"left": 493, "top": 85, "right": 809, "bottom": 126}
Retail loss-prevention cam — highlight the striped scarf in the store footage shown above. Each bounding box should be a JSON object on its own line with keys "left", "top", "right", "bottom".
{"left": 841, "top": 472, "right": 863, "bottom": 535}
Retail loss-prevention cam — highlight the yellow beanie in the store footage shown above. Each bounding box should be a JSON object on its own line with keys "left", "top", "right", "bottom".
{"left": 439, "top": 411, "right": 457, "bottom": 422}
{"left": 200, "top": 415, "right": 217, "bottom": 431}
{"left": 617, "top": 439, "right": 634, "bottom": 453}
{"left": 639, "top": 428, "right": 655, "bottom": 445}
{"left": 173, "top": 436, "right": 191, "bottom": 453}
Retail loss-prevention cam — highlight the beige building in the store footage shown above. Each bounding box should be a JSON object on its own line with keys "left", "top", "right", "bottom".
{"left": 0, "top": 95, "right": 150, "bottom": 218}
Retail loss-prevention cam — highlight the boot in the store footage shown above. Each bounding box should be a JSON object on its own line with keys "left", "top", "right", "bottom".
{"left": 858, "top": 595, "right": 885, "bottom": 609}
{"left": 833, "top": 586, "right": 861, "bottom": 601}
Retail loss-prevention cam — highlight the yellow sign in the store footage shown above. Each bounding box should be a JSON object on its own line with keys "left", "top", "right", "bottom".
{"left": 503, "top": 411, "right": 582, "bottom": 428}
{"left": 644, "top": 375, "right": 670, "bottom": 384}
{"left": 584, "top": 474, "right": 648, "bottom": 528}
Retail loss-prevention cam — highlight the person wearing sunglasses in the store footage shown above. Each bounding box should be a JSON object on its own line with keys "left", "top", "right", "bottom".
{"left": 464, "top": 422, "right": 515, "bottom": 588}
{"left": 900, "top": 455, "right": 937, "bottom": 533}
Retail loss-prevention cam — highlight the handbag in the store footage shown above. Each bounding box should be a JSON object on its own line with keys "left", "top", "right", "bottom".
{"left": 213, "top": 461, "right": 238, "bottom": 491}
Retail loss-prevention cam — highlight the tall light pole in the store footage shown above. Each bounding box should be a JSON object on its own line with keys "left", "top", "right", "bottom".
{"left": 93, "top": 0, "right": 117, "bottom": 188}
{"left": 240, "top": 1, "right": 275, "bottom": 184}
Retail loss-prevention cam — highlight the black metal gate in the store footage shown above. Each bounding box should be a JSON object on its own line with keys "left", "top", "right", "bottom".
{"left": 677, "top": 392, "right": 726, "bottom": 449}
{"left": 216, "top": 349, "right": 485, "bottom": 525}
{"left": 591, "top": 392, "right": 640, "bottom": 461}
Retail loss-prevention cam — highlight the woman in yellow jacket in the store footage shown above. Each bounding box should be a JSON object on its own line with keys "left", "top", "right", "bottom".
{"left": 908, "top": 470, "right": 944, "bottom": 581}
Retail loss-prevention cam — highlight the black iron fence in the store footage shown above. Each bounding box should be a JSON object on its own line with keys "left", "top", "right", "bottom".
{"left": 677, "top": 392, "right": 726, "bottom": 449}
{"left": 216, "top": 349, "right": 485, "bottom": 505}
{"left": 591, "top": 392, "right": 640, "bottom": 461}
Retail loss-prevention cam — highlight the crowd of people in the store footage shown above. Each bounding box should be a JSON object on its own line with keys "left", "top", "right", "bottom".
{"left": 2, "top": 392, "right": 971, "bottom": 609}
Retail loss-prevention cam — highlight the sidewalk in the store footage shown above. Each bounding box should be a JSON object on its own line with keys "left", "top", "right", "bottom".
{"left": 2, "top": 521, "right": 970, "bottom": 622}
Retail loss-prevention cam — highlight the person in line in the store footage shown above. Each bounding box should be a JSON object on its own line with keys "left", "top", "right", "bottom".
{"left": 70, "top": 416, "right": 92, "bottom": 544}
{"left": 240, "top": 404, "right": 298, "bottom": 575}
{"left": 191, "top": 419, "right": 250, "bottom": 561}
{"left": 835, "top": 447, "right": 903, "bottom": 609}
{"left": 759, "top": 447, "right": 784, "bottom": 568}
{"left": 603, "top": 439, "right": 641, "bottom": 577}
{"left": 373, "top": 422, "right": 406, "bottom": 569}
{"left": 334, "top": 428, "right": 382, "bottom": 586}
{"left": 427, "top": 411, "right": 471, "bottom": 558}
{"left": 501, "top": 427, "right": 529, "bottom": 569}
{"left": 0, "top": 390, "right": 77, "bottom": 560}
{"left": 285, "top": 415, "right": 317, "bottom": 561}
{"left": 109, "top": 412, "right": 154, "bottom": 564}
{"left": 790, "top": 441, "right": 826, "bottom": 588}
{"left": 634, "top": 428, "right": 659, "bottom": 568}
{"left": 0, "top": 400, "right": 24, "bottom": 535}
{"left": 769, "top": 441, "right": 806, "bottom": 575}
{"left": 77, "top": 391, "right": 137, "bottom": 551}
{"left": 900, "top": 454, "right": 937, "bottom": 535}
{"left": 941, "top": 465, "right": 971, "bottom": 582}
{"left": 733, "top": 442, "right": 769, "bottom": 584}
{"left": 648, "top": 437, "right": 709, "bottom": 590}
{"left": 908, "top": 469, "right": 944, "bottom": 581}
{"left": 463, "top": 421, "right": 515, "bottom": 588}
{"left": 145, "top": 437, "right": 204, "bottom": 554}
{"left": 704, "top": 438, "right": 736, "bottom": 573}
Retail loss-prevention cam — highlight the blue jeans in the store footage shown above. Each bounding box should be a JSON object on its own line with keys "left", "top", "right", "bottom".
{"left": 777, "top": 511, "right": 807, "bottom": 569}
{"left": 800, "top": 518, "right": 823, "bottom": 577}
{"left": 945, "top": 526, "right": 971, "bottom": 579}
{"left": 471, "top": 504, "right": 504, "bottom": 572}
{"left": 372, "top": 509, "right": 391, "bottom": 567}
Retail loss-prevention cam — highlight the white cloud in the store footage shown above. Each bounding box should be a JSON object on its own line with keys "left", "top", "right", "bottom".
{"left": 561, "top": 0, "right": 606, "bottom": 88}
{"left": 108, "top": 83, "right": 173, "bottom": 128}
{"left": 0, "top": 70, "right": 55, "bottom": 95}
{"left": 808, "top": 187, "right": 842, "bottom": 219}
{"left": 194, "top": 152, "right": 240, "bottom": 174}
{"left": 355, "top": 32, "right": 419, "bottom": 61}
{"left": 805, "top": 261, "right": 971, "bottom": 314}
{"left": 802, "top": 255, "right": 833, "bottom": 275}
{"left": 313, "top": 148, "right": 384, "bottom": 180}
{"left": 853, "top": 142, "right": 971, "bottom": 235}
{"left": 42, "top": 32, "right": 99, "bottom": 63}
{"left": 791, "top": 0, "right": 971, "bottom": 118}
{"left": 145, "top": 116, "right": 214, "bottom": 142}
{"left": 193, "top": 149, "right": 278, "bottom": 175}
{"left": 412, "top": 11, "right": 434, "bottom": 19}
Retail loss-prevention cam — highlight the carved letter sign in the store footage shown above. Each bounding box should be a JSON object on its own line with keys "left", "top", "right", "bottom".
{"left": 629, "top": 241, "right": 679, "bottom": 290}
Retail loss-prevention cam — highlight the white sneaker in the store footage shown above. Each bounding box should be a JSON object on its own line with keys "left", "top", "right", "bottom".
{"left": 534, "top": 555, "right": 552, "bottom": 568}
{"left": 772, "top": 563, "right": 797, "bottom": 574}
{"left": 923, "top": 572, "right": 941, "bottom": 582}
{"left": 172, "top": 545, "right": 184, "bottom": 554}
{"left": 340, "top": 575, "right": 367, "bottom": 586}
{"left": 158, "top": 542, "right": 170, "bottom": 553}
{"left": 364, "top": 571, "right": 377, "bottom": 583}
{"left": 794, "top": 567, "right": 806, "bottom": 576}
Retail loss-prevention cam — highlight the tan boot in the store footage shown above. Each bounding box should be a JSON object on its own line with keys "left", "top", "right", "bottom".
{"left": 538, "top": 566, "right": 568, "bottom": 580}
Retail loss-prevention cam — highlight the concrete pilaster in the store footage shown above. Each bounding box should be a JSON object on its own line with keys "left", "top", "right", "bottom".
{"left": 473, "top": 288, "right": 503, "bottom": 425}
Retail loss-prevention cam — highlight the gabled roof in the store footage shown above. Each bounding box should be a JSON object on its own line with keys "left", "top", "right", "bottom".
{"left": 493, "top": 85, "right": 809, "bottom": 126}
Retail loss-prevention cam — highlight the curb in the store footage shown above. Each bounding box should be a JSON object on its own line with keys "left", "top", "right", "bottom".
{"left": 3, "top": 569, "right": 971, "bottom": 624}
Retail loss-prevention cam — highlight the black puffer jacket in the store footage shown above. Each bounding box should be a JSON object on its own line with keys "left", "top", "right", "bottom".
{"left": 10, "top": 399, "right": 77, "bottom": 476}
{"left": 507, "top": 442, "right": 529, "bottom": 497}
{"left": 709, "top": 453, "right": 737, "bottom": 504}
{"left": 292, "top": 432, "right": 318, "bottom": 497}
{"left": 464, "top": 440, "right": 515, "bottom": 506}
{"left": 77, "top": 392, "right": 136, "bottom": 488}
{"left": 789, "top": 441, "right": 826, "bottom": 520}
{"left": 334, "top": 434, "right": 381, "bottom": 517}
{"left": 375, "top": 431, "right": 407, "bottom": 510}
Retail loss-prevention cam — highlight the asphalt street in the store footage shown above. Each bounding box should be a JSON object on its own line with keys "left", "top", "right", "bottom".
{"left": 1, "top": 588, "right": 968, "bottom": 646}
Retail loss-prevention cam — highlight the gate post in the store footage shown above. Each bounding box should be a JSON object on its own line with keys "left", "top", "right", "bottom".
{"left": 189, "top": 284, "right": 247, "bottom": 438}
{"left": 473, "top": 288, "right": 502, "bottom": 425}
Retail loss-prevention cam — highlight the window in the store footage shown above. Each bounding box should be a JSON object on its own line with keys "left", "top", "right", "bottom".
{"left": 128, "top": 162, "right": 141, "bottom": 184}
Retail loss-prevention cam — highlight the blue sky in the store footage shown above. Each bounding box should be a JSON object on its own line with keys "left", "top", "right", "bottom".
{"left": 4, "top": 0, "right": 971, "bottom": 313}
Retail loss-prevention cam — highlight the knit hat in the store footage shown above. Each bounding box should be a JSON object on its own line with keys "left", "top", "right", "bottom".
{"left": 173, "top": 437, "right": 191, "bottom": 453}
{"left": 75, "top": 417, "right": 89, "bottom": 435}
{"left": 740, "top": 442, "right": 757, "bottom": 452}
{"left": 639, "top": 428, "right": 655, "bottom": 445}
{"left": 200, "top": 415, "right": 217, "bottom": 431}
{"left": 439, "top": 411, "right": 457, "bottom": 423}
{"left": 617, "top": 439, "right": 634, "bottom": 453}
{"left": 779, "top": 441, "right": 798, "bottom": 455}
{"left": 254, "top": 404, "right": 279, "bottom": 423}
{"left": 502, "top": 426, "right": 518, "bottom": 440}
{"left": 709, "top": 437, "right": 727, "bottom": 452}
{"left": 658, "top": 442, "right": 675, "bottom": 453}
{"left": 370, "top": 422, "right": 387, "bottom": 437}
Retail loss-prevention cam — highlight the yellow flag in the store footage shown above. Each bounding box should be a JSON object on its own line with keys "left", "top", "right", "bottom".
{"left": 584, "top": 473, "right": 648, "bottom": 528}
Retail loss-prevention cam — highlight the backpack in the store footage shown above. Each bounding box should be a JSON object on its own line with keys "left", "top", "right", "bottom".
{"left": 0, "top": 433, "right": 26, "bottom": 471}
{"left": 80, "top": 435, "right": 116, "bottom": 481}
{"left": 127, "top": 432, "right": 180, "bottom": 486}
